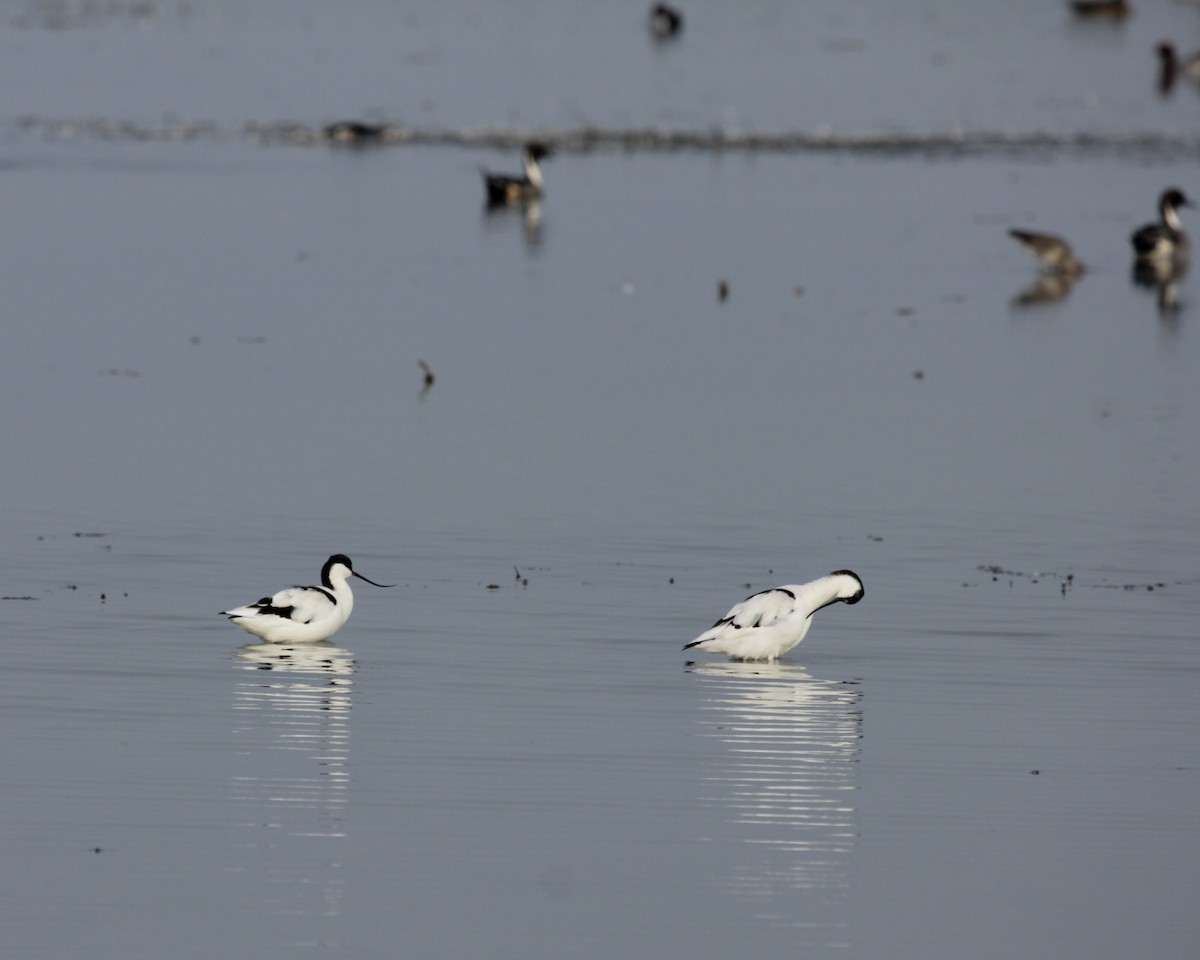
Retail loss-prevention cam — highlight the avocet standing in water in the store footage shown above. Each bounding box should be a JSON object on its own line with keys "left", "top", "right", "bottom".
{"left": 683, "top": 570, "right": 864, "bottom": 662}
{"left": 221, "top": 554, "right": 394, "bottom": 644}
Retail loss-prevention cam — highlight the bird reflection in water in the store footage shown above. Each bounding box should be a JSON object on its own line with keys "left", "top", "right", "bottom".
{"left": 686, "top": 660, "right": 861, "bottom": 925}
{"left": 483, "top": 198, "right": 544, "bottom": 252}
{"left": 1132, "top": 258, "right": 1188, "bottom": 321}
{"left": 1010, "top": 271, "right": 1082, "bottom": 308}
{"left": 230, "top": 642, "right": 356, "bottom": 925}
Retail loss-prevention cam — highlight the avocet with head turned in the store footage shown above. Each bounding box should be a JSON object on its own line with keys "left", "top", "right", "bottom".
{"left": 683, "top": 570, "right": 864, "bottom": 662}
{"left": 222, "top": 554, "right": 394, "bottom": 644}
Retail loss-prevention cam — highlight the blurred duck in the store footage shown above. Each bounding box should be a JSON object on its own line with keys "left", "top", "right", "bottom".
{"left": 1157, "top": 42, "right": 1200, "bottom": 94}
{"left": 1130, "top": 188, "right": 1192, "bottom": 264}
{"left": 1009, "top": 229, "right": 1085, "bottom": 275}
{"left": 324, "top": 121, "right": 387, "bottom": 144}
{"left": 1069, "top": 0, "right": 1130, "bottom": 18}
{"left": 483, "top": 142, "right": 551, "bottom": 206}
{"left": 650, "top": 3, "right": 684, "bottom": 40}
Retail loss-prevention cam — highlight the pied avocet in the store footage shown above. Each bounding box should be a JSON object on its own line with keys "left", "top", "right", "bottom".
{"left": 222, "top": 554, "right": 393, "bottom": 644}
{"left": 684, "top": 570, "right": 864, "bottom": 662}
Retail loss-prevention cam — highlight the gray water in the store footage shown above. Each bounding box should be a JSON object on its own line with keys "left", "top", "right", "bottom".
{"left": 2, "top": 2, "right": 1199, "bottom": 958}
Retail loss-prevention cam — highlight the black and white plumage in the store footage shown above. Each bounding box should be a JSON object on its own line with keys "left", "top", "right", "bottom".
{"left": 1131, "top": 188, "right": 1192, "bottom": 263}
{"left": 1009, "top": 229, "right": 1085, "bottom": 276}
{"left": 483, "top": 142, "right": 551, "bottom": 206}
{"left": 222, "top": 554, "right": 393, "bottom": 644}
{"left": 684, "top": 570, "right": 864, "bottom": 662}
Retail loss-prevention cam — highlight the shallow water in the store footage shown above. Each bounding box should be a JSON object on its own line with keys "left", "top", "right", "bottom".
{"left": 2, "top": 2, "right": 1199, "bottom": 958}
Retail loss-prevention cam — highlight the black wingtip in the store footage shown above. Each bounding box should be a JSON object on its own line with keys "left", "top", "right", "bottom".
{"left": 682, "top": 639, "right": 703, "bottom": 651}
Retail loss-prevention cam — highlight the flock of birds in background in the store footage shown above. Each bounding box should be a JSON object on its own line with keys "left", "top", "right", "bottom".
{"left": 231, "top": 4, "right": 1199, "bottom": 656}
{"left": 223, "top": 556, "right": 865, "bottom": 662}
{"left": 325, "top": 4, "right": 1197, "bottom": 312}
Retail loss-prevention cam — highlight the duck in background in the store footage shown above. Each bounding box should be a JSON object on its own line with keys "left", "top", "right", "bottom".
{"left": 483, "top": 142, "right": 552, "bottom": 206}
{"left": 1130, "top": 188, "right": 1192, "bottom": 266}
{"left": 1069, "top": 0, "right": 1131, "bottom": 19}
{"left": 324, "top": 121, "right": 388, "bottom": 144}
{"left": 650, "top": 3, "right": 684, "bottom": 40}
{"left": 1008, "top": 229, "right": 1085, "bottom": 306}
{"left": 1156, "top": 42, "right": 1200, "bottom": 95}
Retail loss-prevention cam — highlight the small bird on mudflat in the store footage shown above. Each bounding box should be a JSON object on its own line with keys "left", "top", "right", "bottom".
{"left": 683, "top": 570, "right": 864, "bottom": 662}
{"left": 222, "top": 554, "right": 393, "bottom": 644}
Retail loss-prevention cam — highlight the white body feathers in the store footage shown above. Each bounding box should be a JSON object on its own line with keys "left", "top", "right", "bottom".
{"left": 685, "top": 570, "right": 864, "bottom": 661}
{"left": 222, "top": 554, "right": 392, "bottom": 644}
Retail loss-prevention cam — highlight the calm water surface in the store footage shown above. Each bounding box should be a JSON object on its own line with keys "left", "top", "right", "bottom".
{"left": 2, "top": 2, "right": 1199, "bottom": 959}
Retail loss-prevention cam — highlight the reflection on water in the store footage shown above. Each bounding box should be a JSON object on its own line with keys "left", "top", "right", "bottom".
{"left": 482, "top": 199, "right": 544, "bottom": 251}
{"left": 1132, "top": 258, "right": 1188, "bottom": 320}
{"left": 230, "top": 642, "right": 356, "bottom": 928}
{"left": 687, "top": 660, "right": 861, "bottom": 927}
{"left": 1010, "top": 271, "right": 1082, "bottom": 308}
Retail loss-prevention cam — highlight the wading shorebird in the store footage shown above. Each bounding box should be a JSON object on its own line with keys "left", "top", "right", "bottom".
{"left": 222, "top": 554, "right": 393, "bottom": 644}
{"left": 684, "top": 570, "right": 864, "bottom": 662}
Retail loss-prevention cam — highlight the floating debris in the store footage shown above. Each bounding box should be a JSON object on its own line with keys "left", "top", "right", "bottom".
{"left": 976, "top": 565, "right": 1171, "bottom": 593}
{"left": 418, "top": 359, "right": 436, "bottom": 397}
